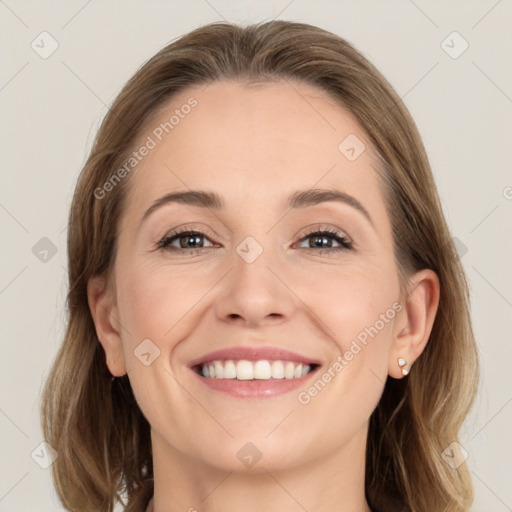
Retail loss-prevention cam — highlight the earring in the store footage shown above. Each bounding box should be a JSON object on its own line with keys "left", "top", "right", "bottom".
{"left": 397, "top": 357, "right": 410, "bottom": 376}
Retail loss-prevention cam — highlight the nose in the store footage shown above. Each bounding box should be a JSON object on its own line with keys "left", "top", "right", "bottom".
{"left": 214, "top": 238, "right": 296, "bottom": 329}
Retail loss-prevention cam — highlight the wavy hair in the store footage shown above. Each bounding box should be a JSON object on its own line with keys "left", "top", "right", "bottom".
{"left": 40, "top": 20, "right": 479, "bottom": 512}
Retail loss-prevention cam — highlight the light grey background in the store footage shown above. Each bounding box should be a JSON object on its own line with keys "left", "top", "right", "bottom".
{"left": 1, "top": 1, "right": 511, "bottom": 510}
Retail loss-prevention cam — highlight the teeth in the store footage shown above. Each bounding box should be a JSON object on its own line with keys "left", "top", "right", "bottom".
{"left": 271, "top": 360, "right": 284, "bottom": 379}
{"left": 223, "top": 360, "right": 237, "bottom": 379}
{"left": 214, "top": 361, "right": 224, "bottom": 379}
{"left": 284, "top": 361, "right": 295, "bottom": 379}
{"left": 199, "top": 359, "right": 313, "bottom": 380}
{"left": 236, "top": 360, "right": 253, "bottom": 380}
{"left": 254, "top": 360, "right": 271, "bottom": 379}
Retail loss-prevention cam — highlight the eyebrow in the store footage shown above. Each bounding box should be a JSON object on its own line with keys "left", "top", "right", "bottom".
{"left": 139, "top": 187, "right": 373, "bottom": 227}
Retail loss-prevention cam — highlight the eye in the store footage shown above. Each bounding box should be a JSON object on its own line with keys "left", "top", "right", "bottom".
{"left": 296, "top": 227, "right": 353, "bottom": 253}
{"left": 154, "top": 227, "right": 217, "bottom": 254}
{"left": 154, "top": 225, "right": 353, "bottom": 255}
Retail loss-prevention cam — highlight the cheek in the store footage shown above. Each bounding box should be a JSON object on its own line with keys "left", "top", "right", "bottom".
{"left": 294, "top": 265, "right": 399, "bottom": 401}
{"left": 113, "top": 264, "right": 211, "bottom": 429}
{"left": 115, "top": 261, "right": 219, "bottom": 361}
{"left": 295, "top": 287, "right": 398, "bottom": 439}
{"left": 296, "top": 262, "right": 400, "bottom": 343}
{"left": 290, "top": 278, "right": 399, "bottom": 456}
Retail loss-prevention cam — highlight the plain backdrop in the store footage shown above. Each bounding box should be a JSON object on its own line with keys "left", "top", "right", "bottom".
{"left": 1, "top": 1, "right": 511, "bottom": 511}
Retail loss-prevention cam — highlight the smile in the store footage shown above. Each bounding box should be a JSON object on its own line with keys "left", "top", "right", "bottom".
{"left": 197, "top": 359, "right": 317, "bottom": 380}
{"left": 188, "top": 346, "right": 321, "bottom": 398}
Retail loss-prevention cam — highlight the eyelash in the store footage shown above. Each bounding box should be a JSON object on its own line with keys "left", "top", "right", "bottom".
{"left": 154, "top": 225, "right": 353, "bottom": 255}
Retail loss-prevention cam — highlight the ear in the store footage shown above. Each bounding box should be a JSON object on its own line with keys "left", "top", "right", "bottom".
{"left": 87, "top": 274, "right": 127, "bottom": 377}
{"left": 389, "top": 269, "right": 440, "bottom": 379}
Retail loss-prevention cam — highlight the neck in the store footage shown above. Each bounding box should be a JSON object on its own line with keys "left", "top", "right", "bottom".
{"left": 148, "top": 427, "right": 372, "bottom": 512}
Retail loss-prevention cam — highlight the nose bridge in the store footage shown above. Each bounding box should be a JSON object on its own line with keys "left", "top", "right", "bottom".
{"left": 232, "top": 230, "right": 282, "bottom": 298}
{"left": 228, "top": 203, "right": 281, "bottom": 267}
{"left": 214, "top": 229, "right": 294, "bottom": 327}
{"left": 235, "top": 234, "right": 267, "bottom": 266}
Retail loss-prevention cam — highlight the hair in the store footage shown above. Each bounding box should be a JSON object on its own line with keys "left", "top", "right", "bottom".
{"left": 40, "top": 20, "right": 479, "bottom": 512}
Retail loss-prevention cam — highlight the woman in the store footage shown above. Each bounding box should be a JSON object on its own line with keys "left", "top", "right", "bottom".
{"left": 40, "top": 20, "right": 479, "bottom": 512}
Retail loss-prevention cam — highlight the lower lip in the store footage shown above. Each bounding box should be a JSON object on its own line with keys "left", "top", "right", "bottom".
{"left": 190, "top": 367, "right": 319, "bottom": 399}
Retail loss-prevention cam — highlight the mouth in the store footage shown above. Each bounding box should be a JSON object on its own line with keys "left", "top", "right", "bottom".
{"left": 193, "top": 359, "right": 320, "bottom": 380}
{"left": 188, "top": 346, "right": 322, "bottom": 399}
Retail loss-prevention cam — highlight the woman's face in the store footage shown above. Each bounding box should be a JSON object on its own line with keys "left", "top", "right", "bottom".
{"left": 101, "top": 80, "right": 409, "bottom": 472}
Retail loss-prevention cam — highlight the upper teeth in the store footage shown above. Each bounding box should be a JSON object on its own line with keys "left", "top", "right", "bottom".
{"left": 201, "top": 360, "right": 312, "bottom": 380}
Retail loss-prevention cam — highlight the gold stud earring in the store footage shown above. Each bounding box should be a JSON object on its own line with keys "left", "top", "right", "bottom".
{"left": 397, "top": 357, "right": 410, "bottom": 376}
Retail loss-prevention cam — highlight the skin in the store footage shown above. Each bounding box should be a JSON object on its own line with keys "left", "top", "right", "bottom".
{"left": 88, "top": 80, "right": 440, "bottom": 512}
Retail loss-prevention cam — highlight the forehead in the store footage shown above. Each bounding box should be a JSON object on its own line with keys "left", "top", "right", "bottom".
{"left": 123, "top": 79, "right": 384, "bottom": 220}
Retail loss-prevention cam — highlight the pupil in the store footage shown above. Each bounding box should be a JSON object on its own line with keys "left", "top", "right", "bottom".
{"left": 182, "top": 234, "right": 202, "bottom": 248}
{"left": 312, "top": 235, "right": 331, "bottom": 248}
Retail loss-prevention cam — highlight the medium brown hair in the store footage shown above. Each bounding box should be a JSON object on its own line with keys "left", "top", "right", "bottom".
{"left": 40, "top": 20, "right": 479, "bottom": 512}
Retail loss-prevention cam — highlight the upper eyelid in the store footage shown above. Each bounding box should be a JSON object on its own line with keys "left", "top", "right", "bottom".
{"left": 161, "top": 225, "right": 350, "bottom": 239}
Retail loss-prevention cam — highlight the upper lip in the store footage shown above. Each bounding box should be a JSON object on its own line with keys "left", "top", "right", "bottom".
{"left": 188, "top": 346, "right": 322, "bottom": 367}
